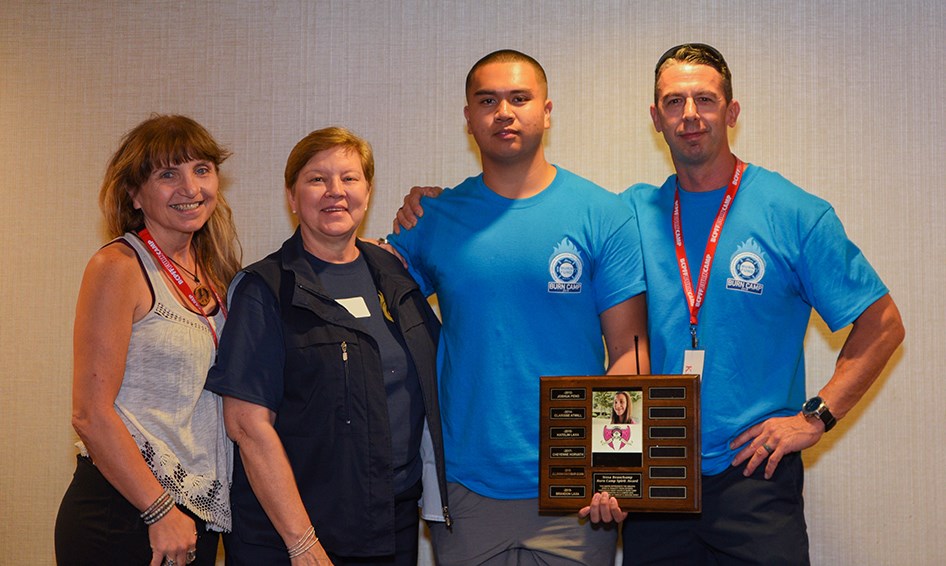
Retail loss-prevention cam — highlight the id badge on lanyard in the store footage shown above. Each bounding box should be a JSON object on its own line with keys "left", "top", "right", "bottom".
{"left": 683, "top": 349, "right": 705, "bottom": 376}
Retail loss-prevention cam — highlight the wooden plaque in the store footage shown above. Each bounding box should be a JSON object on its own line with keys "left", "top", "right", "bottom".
{"left": 539, "top": 375, "right": 701, "bottom": 513}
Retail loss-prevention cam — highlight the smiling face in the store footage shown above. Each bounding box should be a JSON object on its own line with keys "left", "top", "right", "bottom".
{"left": 613, "top": 392, "right": 628, "bottom": 418}
{"left": 131, "top": 159, "right": 218, "bottom": 244}
{"left": 463, "top": 61, "right": 551, "bottom": 166}
{"left": 287, "top": 146, "right": 370, "bottom": 257}
{"left": 650, "top": 62, "right": 740, "bottom": 170}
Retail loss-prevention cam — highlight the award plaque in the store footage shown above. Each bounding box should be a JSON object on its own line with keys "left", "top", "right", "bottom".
{"left": 539, "top": 375, "right": 701, "bottom": 513}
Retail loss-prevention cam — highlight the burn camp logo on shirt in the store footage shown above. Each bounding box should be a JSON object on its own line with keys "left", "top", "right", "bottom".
{"left": 548, "top": 237, "right": 584, "bottom": 293}
{"left": 726, "top": 237, "right": 766, "bottom": 295}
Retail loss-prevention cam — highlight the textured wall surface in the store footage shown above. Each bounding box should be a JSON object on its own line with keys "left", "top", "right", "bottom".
{"left": 1, "top": 1, "right": 942, "bottom": 563}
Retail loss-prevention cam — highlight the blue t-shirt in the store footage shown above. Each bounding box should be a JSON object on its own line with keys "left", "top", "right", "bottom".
{"left": 388, "top": 166, "right": 646, "bottom": 498}
{"left": 621, "top": 164, "right": 889, "bottom": 474}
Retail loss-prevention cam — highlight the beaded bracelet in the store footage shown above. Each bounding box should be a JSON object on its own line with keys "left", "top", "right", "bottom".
{"left": 141, "top": 489, "right": 175, "bottom": 525}
{"left": 141, "top": 489, "right": 170, "bottom": 517}
{"left": 287, "top": 525, "right": 318, "bottom": 559}
{"left": 144, "top": 500, "right": 174, "bottom": 525}
{"left": 142, "top": 495, "right": 174, "bottom": 525}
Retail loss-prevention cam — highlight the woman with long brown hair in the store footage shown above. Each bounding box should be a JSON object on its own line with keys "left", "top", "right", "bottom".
{"left": 55, "top": 115, "right": 241, "bottom": 566}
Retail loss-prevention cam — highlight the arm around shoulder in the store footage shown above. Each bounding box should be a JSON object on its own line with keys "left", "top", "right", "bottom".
{"left": 392, "top": 185, "right": 443, "bottom": 234}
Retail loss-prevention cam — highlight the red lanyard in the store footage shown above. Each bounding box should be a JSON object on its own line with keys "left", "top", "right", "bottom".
{"left": 137, "top": 229, "right": 226, "bottom": 347}
{"left": 672, "top": 159, "right": 745, "bottom": 348}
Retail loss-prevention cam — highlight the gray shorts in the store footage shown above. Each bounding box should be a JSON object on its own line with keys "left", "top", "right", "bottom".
{"left": 428, "top": 482, "right": 618, "bottom": 566}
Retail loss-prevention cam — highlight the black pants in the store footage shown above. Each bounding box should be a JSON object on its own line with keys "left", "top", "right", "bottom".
{"left": 327, "top": 479, "right": 422, "bottom": 566}
{"left": 623, "top": 451, "right": 809, "bottom": 566}
{"left": 55, "top": 455, "right": 220, "bottom": 566}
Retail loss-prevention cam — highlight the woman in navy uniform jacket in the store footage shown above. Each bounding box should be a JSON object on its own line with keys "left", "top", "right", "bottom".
{"left": 206, "top": 127, "right": 448, "bottom": 565}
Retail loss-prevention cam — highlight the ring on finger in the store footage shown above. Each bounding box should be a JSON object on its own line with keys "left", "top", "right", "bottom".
{"left": 762, "top": 443, "right": 774, "bottom": 455}
{"left": 186, "top": 548, "right": 197, "bottom": 564}
{"left": 164, "top": 559, "right": 175, "bottom": 566}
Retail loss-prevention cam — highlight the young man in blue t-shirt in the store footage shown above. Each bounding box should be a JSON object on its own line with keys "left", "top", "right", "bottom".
{"left": 386, "top": 49, "right": 649, "bottom": 566}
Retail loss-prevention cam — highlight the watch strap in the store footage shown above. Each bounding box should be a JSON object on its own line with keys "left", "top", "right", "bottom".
{"left": 819, "top": 408, "right": 837, "bottom": 432}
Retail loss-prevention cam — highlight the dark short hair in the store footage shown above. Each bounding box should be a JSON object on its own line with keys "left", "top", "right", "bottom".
{"left": 465, "top": 49, "right": 548, "bottom": 99}
{"left": 654, "top": 43, "right": 732, "bottom": 103}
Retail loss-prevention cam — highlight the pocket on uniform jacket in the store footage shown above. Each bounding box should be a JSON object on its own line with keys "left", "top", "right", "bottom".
{"left": 281, "top": 326, "right": 359, "bottom": 431}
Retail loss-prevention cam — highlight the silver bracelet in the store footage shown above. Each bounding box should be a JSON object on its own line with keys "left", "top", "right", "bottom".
{"left": 142, "top": 496, "right": 174, "bottom": 525}
{"left": 288, "top": 536, "right": 318, "bottom": 559}
{"left": 287, "top": 525, "right": 318, "bottom": 559}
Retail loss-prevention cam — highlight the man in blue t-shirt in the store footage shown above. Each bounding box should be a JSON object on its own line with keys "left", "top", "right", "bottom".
{"left": 612, "top": 43, "right": 905, "bottom": 564}
{"left": 386, "top": 49, "right": 649, "bottom": 566}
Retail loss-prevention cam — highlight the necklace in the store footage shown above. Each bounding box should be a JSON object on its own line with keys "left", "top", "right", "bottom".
{"left": 168, "top": 253, "right": 212, "bottom": 307}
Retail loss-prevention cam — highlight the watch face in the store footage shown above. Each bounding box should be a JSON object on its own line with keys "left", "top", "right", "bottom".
{"left": 803, "top": 397, "right": 823, "bottom": 414}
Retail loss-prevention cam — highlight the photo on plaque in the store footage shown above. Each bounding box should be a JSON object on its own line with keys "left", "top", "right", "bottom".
{"left": 591, "top": 389, "right": 643, "bottom": 468}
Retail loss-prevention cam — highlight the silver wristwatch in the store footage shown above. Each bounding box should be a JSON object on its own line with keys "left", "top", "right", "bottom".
{"left": 802, "top": 396, "right": 836, "bottom": 432}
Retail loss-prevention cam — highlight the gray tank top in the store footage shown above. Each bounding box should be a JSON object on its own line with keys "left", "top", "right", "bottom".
{"left": 77, "top": 233, "right": 232, "bottom": 531}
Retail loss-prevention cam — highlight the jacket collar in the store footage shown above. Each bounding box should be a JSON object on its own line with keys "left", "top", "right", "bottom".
{"left": 276, "top": 228, "right": 422, "bottom": 313}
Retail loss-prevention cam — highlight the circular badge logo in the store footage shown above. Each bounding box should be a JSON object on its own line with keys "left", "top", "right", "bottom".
{"left": 730, "top": 252, "right": 765, "bottom": 283}
{"left": 550, "top": 253, "right": 582, "bottom": 283}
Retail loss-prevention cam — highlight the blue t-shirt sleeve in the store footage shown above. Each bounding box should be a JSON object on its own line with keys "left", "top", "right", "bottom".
{"left": 619, "top": 183, "right": 653, "bottom": 206}
{"left": 205, "top": 272, "right": 286, "bottom": 411}
{"left": 618, "top": 183, "right": 659, "bottom": 214}
{"left": 796, "top": 207, "right": 889, "bottom": 332}
{"left": 591, "top": 196, "right": 647, "bottom": 314}
{"left": 387, "top": 197, "right": 436, "bottom": 297}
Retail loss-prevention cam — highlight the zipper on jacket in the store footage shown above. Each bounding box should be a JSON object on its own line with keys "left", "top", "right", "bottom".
{"left": 341, "top": 341, "right": 351, "bottom": 424}
{"left": 443, "top": 506, "right": 453, "bottom": 528}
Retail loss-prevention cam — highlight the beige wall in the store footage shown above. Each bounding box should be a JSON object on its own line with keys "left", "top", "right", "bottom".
{"left": 1, "top": 0, "right": 942, "bottom": 563}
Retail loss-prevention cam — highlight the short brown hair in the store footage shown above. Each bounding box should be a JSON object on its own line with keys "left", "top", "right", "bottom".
{"left": 655, "top": 43, "right": 732, "bottom": 103}
{"left": 284, "top": 127, "right": 374, "bottom": 193}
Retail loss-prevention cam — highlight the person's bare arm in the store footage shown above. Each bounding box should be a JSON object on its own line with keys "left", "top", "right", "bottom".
{"left": 731, "top": 294, "right": 904, "bottom": 479}
{"left": 223, "top": 397, "right": 334, "bottom": 564}
{"left": 579, "top": 292, "right": 651, "bottom": 523}
{"left": 72, "top": 244, "right": 197, "bottom": 566}
{"left": 602, "top": 294, "right": 650, "bottom": 375}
